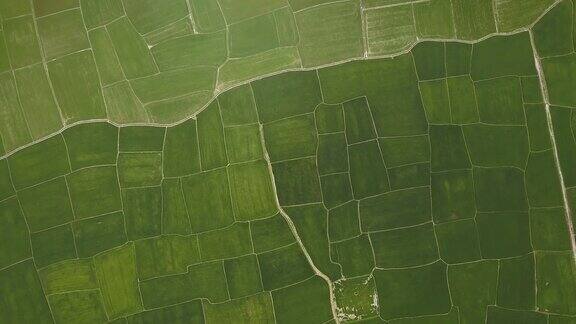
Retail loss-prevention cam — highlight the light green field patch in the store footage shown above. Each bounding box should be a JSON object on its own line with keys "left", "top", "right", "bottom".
{"left": 73, "top": 211, "right": 127, "bottom": 258}
{"left": 143, "top": 19, "right": 194, "bottom": 46}
{"left": 224, "top": 255, "right": 263, "bottom": 299}
{"left": 317, "top": 133, "right": 348, "bottom": 175}
{"left": 419, "top": 79, "right": 451, "bottom": 124}
{"left": 218, "top": 84, "right": 259, "bottom": 126}
{"left": 37, "top": 9, "right": 89, "bottom": 60}
{"left": 365, "top": 4, "right": 416, "bottom": 56}
{"left": 0, "top": 0, "right": 30, "bottom": 18}
{"left": 451, "top": 0, "right": 496, "bottom": 40}
{"left": 388, "top": 163, "right": 430, "bottom": 192}
{"left": 122, "top": 187, "right": 162, "bottom": 240}
{"left": 151, "top": 31, "right": 227, "bottom": 71}
{"left": 161, "top": 179, "right": 191, "bottom": 235}
{"left": 343, "top": 97, "right": 377, "bottom": 144}
{"left": 119, "top": 126, "right": 165, "bottom": 152}
{"left": 295, "top": 0, "right": 363, "bottom": 66}
{"left": 476, "top": 212, "right": 532, "bottom": 258}
{"left": 144, "top": 90, "right": 211, "bottom": 123}
{"left": 0, "top": 260, "right": 53, "bottom": 323}
{"left": 0, "top": 32, "right": 10, "bottom": 74}
{"left": 49, "top": 290, "right": 107, "bottom": 324}
{"left": 431, "top": 170, "right": 476, "bottom": 223}
{"left": 379, "top": 135, "right": 430, "bottom": 168}
{"left": 47, "top": 51, "right": 107, "bottom": 123}
{"left": 348, "top": 140, "right": 390, "bottom": 199}
{"left": 497, "top": 253, "right": 535, "bottom": 310}
{"left": 8, "top": 135, "right": 69, "bottom": 190}
{"left": 0, "top": 198, "right": 31, "bottom": 269}
{"left": 331, "top": 235, "right": 374, "bottom": 278}
{"left": 0, "top": 73, "right": 31, "bottom": 152}
{"left": 272, "top": 276, "right": 334, "bottom": 324}
{"left": 535, "top": 252, "right": 576, "bottom": 315}
{"left": 495, "top": 0, "right": 556, "bottom": 32}
{"left": 225, "top": 124, "right": 263, "bottom": 163}
{"left": 126, "top": 300, "right": 204, "bottom": 323}
{"left": 474, "top": 77, "right": 525, "bottom": 124}
{"left": 89, "top": 27, "right": 124, "bottom": 86}
{"left": 473, "top": 167, "right": 528, "bottom": 212}
{"left": 163, "top": 119, "right": 201, "bottom": 177}
{"left": 63, "top": 122, "right": 118, "bottom": 170}
{"left": 67, "top": 166, "right": 122, "bottom": 219}
{"left": 448, "top": 260, "right": 498, "bottom": 323}
{"left": 229, "top": 160, "right": 277, "bottom": 221}
{"left": 272, "top": 157, "right": 322, "bottom": 205}
{"left": 189, "top": 0, "right": 226, "bottom": 33}
{"left": 463, "top": 124, "right": 529, "bottom": 168}
{"left": 360, "top": 187, "right": 431, "bottom": 232}
{"left": 204, "top": 292, "right": 274, "bottom": 323}
{"left": 107, "top": 17, "right": 157, "bottom": 79}
{"left": 197, "top": 102, "right": 228, "bottom": 170}
{"left": 80, "top": 0, "right": 124, "bottom": 29}
{"left": 286, "top": 204, "right": 341, "bottom": 280}
{"left": 13, "top": 64, "right": 62, "bottom": 139}
{"left": 530, "top": 207, "right": 572, "bottom": 251}
{"left": 435, "top": 219, "right": 481, "bottom": 263}
{"left": 328, "top": 201, "right": 360, "bottom": 242}
{"left": 250, "top": 214, "right": 295, "bottom": 253}
{"left": 219, "top": 0, "right": 287, "bottom": 24}
{"left": 198, "top": 222, "right": 252, "bottom": 261}
{"left": 123, "top": 0, "right": 188, "bottom": 34}
{"left": 3, "top": 16, "right": 41, "bottom": 69}
{"left": 414, "top": 0, "right": 455, "bottom": 39}
{"left": 181, "top": 168, "right": 235, "bottom": 232}
{"left": 446, "top": 75, "right": 479, "bottom": 124}
{"left": 275, "top": 7, "right": 299, "bottom": 46}
{"left": 18, "top": 177, "right": 73, "bottom": 232}
{"left": 229, "top": 13, "right": 279, "bottom": 58}
{"left": 334, "top": 276, "right": 379, "bottom": 321}
{"left": 316, "top": 103, "right": 345, "bottom": 134}
{"left": 370, "top": 222, "right": 438, "bottom": 268}
{"left": 135, "top": 235, "right": 200, "bottom": 280}
{"left": 94, "top": 243, "right": 143, "bottom": 319}
{"left": 375, "top": 261, "right": 451, "bottom": 320}
{"left": 31, "top": 223, "right": 76, "bottom": 268}
{"left": 38, "top": 259, "right": 98, "bottom": 295}
{"left": 103, "top": 81, "right": 149, "bottom": 124}
{"left": 258, "top": 243, "right": 313, "bottom": 290}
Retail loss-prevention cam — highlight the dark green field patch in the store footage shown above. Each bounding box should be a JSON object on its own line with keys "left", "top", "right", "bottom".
{"left": 250, "top": 214, "right": 295, "bottom": 253}
{"left": 272, "top": 276, "right": 333, "bottom": 324}
{"left": 315, "top": 103, "right": 344, "bottom": 134}
{"left": 521, "top": 76, "right": 544, "bottom": 104}
{"left": 198, "top": 222, "right": 252, "bottom": 261}
{"left": 550, "top": 106, "right": 576, "bottom": 187}
{"left": 119, "top": 126, "right": 165, "bottom": 152}
{"left": 463, "top": 124, "right": 529, "bottom": 168}
{"left": 258, "top": 243, "right": 313, "bottom": 290}
{"left": 360, "top": 187, "right": 431, "bottom": 232}
{"left": 126, "top": 300, "right": 204, "bottom": 324}
{"left": 445, "top": 42, "right": 471, "bottom": 77}
{"left": 253, "top": 70, "right": 322, "bottom": 123}
{"left": 435, "top": 219, "right": 481, "bottom": 263}
{"left": 535, "top": 252, "right": 576, "bottom": 315}
{"left": 474, "top": 167, "right": 528, "bottom": 212}
{"left": 122, "top": 187, "right": 162, "bottom": 240}
{"left": 163, "top": 119, "right": 200, "bottom": 177}
{"left": 117, "top": 152, "right": 163, "bottom": 188}
{"left": 317, "top": 133, "right": 348, "bottom": 175}
{"left": 486, "top": 306, "right": 547, "bottom": 324}
{"left": 331, "top": 234, "right": 374, "bottom": 278}
{"left": 181, "top": 168, "right": 234, "bottom": 232}
{"left": 320, "top": 173, "right": 353, "bottom": 209}
{"left": 388, "top": 163, "right": 430, "bottom": 190}
{"left": 328, "top": 201, "right": 360, "bottom": 242}
{"left": 448, "top": 260, "right": 498, "bottom": 324}
{"left": 370, "top": 223, "right": 438, "bottom": 268}
{"left": 412, "top": 42, "right": 445, "bottom": 80}
{"left": 525, "top": 151, "right": 564, "bottom": 207}
{"left": 530, "top": 207, "right": 572, "bottom": 251}
{"left": 67, "top": 166, "right": 122, "bottom": 219}
{"left": 218, "top": 84, "right": 259, "bottom": 126}
{"left": 197, "top": 102, "right": 228, "bottom": 170}
{"left": 63, "top": 122, "right": 118, "bottom": 170}
{"left": 379, "top": 135, "right": 430, "bottom": 168}
{"left": 264, "top": 114, "right": 317, "bottom": 162}
{"left": 49, "top": 290, "right": 107, "bottom": 324}
{"left": 135, "top": 235, "right": 199, "bottom": 280}
{"left": 543, "top": 54, "right": 576, "bottom": 107}
{"left": 476, "top": 212, "right": 532, "bottom": 258}
{"left": 18, "top": 176, "right": 74, "bottom": 232}
{"left": 272, "top": 157, "right": 322, "bottom": 205}
{"left": 31, "top": 224, "right": 76, "bottom": 268}
{"left": 374, "top": 261, "right": 451, "bottom": 320}
{"left": 532, "top": 0, "right": 574, "bottom": 58}
{"left": 446, "top": 75, "right": 479, "bottom": 124}
{"left": 343, "top": 97, "right": 377, "bottom": 144}
{"left": 429, "top": 125, "right": 470, "bottom": 172}
{"left": 8, "top": 135, "right": 70, "bottom": 189}
{"left": 0, "top": 198, "right": 31, "bottom": 269}
{"left": 348, "top": 140, "right": 390, "bottom": 199}
{"left": 161, "top": 179, "right": 191, "bottom": 235}
{"left": 524, "top": 104, "right": 552, "bottom": 151}
{"left": 225, "top": 124, "right": 263, "bottom": 163}
{"left": 229, "top": 160, "right": 277, "bottom": 221}
{"left": 419, "top": 79, "right": 451, "bottom": 124}
{"left": 0, "top": 160, "right": 14, "bottom": 201}
{"left": 497, "top": 253, "right": 535, "bottom": 310}
{"left": 204, "top": 293, "right": 274, "bottom": 323}
{"left": 73, "top": 211, "right": 127, "bottom": 258}
{"left": 224, "top": 254, "right": 263, "bottom": 299}
{"left": 474, "top": 77, "right": 525, "bottom": 124}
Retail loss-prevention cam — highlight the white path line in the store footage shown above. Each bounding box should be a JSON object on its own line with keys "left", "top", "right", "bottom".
{"left": 529, "top": 30, "right": 576, "bottom": 264}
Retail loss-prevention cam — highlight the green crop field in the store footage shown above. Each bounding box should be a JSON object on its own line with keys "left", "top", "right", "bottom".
{"left": 0, "top": 0, "right": 575, "bottom": 323}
